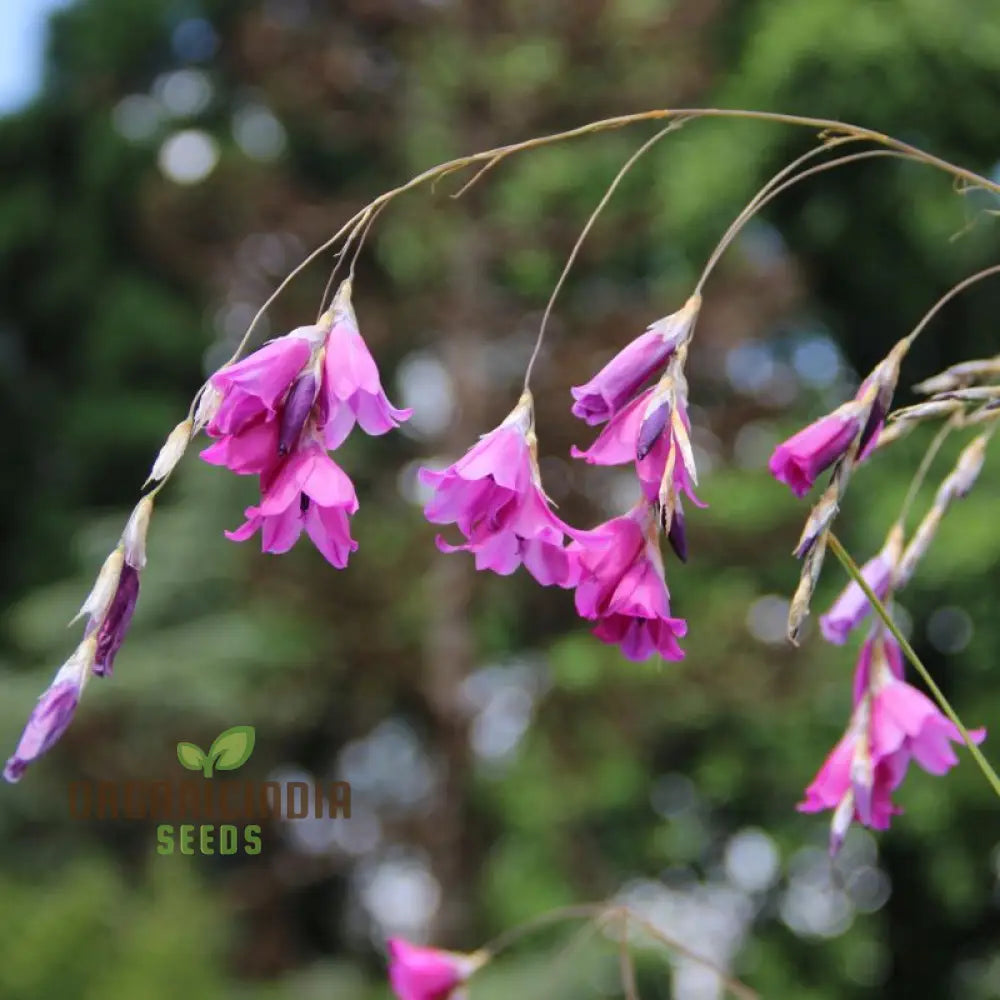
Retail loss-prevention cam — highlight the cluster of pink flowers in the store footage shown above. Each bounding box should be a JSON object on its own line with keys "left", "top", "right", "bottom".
{"left": 798, "top": 628, "right": 984, "bottom": 852}
{"left": 420, "top": 295, "right": 702, "bottom": 661}
{"left": 200, "top": 280, "right": 410, "bottom": 566}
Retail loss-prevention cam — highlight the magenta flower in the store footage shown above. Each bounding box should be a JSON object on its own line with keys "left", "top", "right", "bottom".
{"left": 819, "top": 529, "right": 902, "bottom": 645}
{"left": 208, "top": 330, "right": 317, "bottom": 437}
{"left": 571, "top": 502, "right": 687, "bottom": 661}
{"left": 319, "top": 282, "right": 412, "bottom": 450}
{"left": 798, "top": 632, "right": 985, "bottom": 851}
{"left": 4, "top": 637, "right": 96, "bottom": 783}
{"left": 420, "top": 393, "right": 579, "bottom": 588}
{"left": 387, "top": 939, "right": 483, "bottom": 1000}
{"left": 768, "top": 401, "right": 866, "bottom": 498}
{"left": 570, "top": 295, "right": 700, "bottom": 425}
{"left": 200, "top": 414, "right": 281, "bottom": 476}
{"left": 226, "top": 441, "right": 359, "bottom": 568}
{"left": 202, "top": 282, "right": 410, "bottom": 565}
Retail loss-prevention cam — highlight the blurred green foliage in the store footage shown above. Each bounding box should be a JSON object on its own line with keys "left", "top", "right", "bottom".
{"left": 1, "top": 1, "right": 1000, "bottom": 999}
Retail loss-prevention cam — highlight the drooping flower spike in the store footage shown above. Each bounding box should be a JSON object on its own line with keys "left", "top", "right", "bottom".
{"left": 571, "top": 500, "right": 687, "bottom": 661}
{"left": 387, "top": 938, "right": 486, "bottom": 1000}
{"left": 201, "top": 280, "right": 410, "bottom": 566}
{"left": 570, "top": 295, "right": 701, "bottom": 426}
{"left": 4, "top": 494, "right": 155, "bottom": 782}
{"left": 419, "top": 391, "right": 579, "bottom": 588}
{"left": 798, "top": 629, "right": 985, "bottom": 853}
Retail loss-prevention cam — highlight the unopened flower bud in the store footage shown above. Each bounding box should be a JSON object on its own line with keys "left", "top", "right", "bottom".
{"left": 193, "top": 384, "right": 222, "bottom": 433}
{"left": 888, "top": 399, "right": 963, "bottom": 424}
{"left": 667, "top": 499, "right": 687, "bottom": 562}
{"left": 949, "top": 434, "right": 987, "bottom": 498}
{"left": 73, "top": 546, "right": 125, "bottom": 627}
{"left": 122, "top": 496, "right": 154, "bottom": 569}
{"left": 93, "top": 566, "right": 140, "bottom": 677}
{"left": 278, "top": 370, "right": 319, "bottom": 455}
{"left": 636, "top": 397, "right": 671, "bottom": 461}
{"left": 146, "top": 419, "right": 193, "bottom": 486}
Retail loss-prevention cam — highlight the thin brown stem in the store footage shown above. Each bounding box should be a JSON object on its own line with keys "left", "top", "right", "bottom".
{"left": 523, "top": 120, "right": 688, "bottom": 389}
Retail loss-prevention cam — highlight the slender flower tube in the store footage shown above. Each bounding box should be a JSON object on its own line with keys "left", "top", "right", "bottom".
{"left": 387, "top": 939, "right": 485, "bottom": 1000}
{"left": 571, "top": 502, "right": 687, "bottom": 661}
{"left": 3, "top": 636, "right": 97, "bottom": 782}
{"left": 798, "top": 631, "right": 985, "bottom": 852}
{"left": 819, "top": 526, "right": 903, "bottom": 645}
{"left": 420, "top": 392, "right": 579, "bottom": 588}
{"left": 570, "top": 295, "right": 700, "bottom": 425}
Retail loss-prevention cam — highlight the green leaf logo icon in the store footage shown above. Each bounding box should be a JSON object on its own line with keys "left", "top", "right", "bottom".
{"left": 176, "top": 725, "right": 256, "bottom": 778}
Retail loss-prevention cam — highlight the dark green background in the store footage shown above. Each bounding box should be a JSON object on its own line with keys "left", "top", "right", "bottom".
{"left": 2, "top": 1, "right": 999, "bottom": 997}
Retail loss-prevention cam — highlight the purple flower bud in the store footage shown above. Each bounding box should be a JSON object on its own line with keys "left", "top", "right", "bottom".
{"left": 94, "top": 565, "right": 140, "bottom": 677}
{"left": 667, "top": 499, "right": 687, "bottom": 563}
{"left": 570, "top": 296, "right": 700, "bottom": 426}
{"left": 3, "top": 681, "right": 79, "bottom": 782}
{"left": 278, "top": 371, "right": 319, "bottom": 456}
{"left": 3, "top": 638, "right": 95, "bottom": 783}
{"left": 636, "top": 400, "right": 671, "bottom": 461}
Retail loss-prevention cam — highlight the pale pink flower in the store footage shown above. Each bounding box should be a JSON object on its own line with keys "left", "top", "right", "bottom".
{"left": 320, "top": 282, "right": 412, "bottom": 450}
{"left": 571, "top": 503, "right": 687, "bottom": 661}
{"left": 799, "top": 632, "right": 985, "bottom": 852}
{"left": 226, "top": 441, "right": 359, "bottom": 568}
{"left": 570, "top": 296, "right": 700, "bottom": 425}
{"left": 387, "top": 939, "right": 483, "bottom": 1000}
{"left": 420, "top": 394, "right": 578, "bottom": 588}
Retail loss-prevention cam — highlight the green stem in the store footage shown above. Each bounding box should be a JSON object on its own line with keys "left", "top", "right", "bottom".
{"left": 827, "top": 533, "right": 1000, "bottom": 799}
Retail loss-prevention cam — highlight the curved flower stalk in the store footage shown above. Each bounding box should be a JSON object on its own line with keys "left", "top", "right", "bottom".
{"left": 799, "top": 628, "right": 985, "bottom": 853}
{"left": 385, "top": 901, "right": 758, "bottom": 1000}
{"left": 201, "top": 279, "right": 410, "bottom": 566}
{"left": 419, "top": 392, "right": 578, "bottom": 588}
